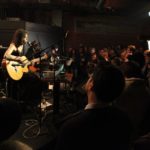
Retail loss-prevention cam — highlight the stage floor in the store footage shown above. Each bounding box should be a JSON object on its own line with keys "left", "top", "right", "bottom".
{"left": 6, "top": 88, "right": 86, "bottom": 150}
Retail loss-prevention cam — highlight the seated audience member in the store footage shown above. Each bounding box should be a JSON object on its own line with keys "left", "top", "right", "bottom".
{"left": 143, "top": 50, "right": 150, "bottom": 88}
{"left": 0, "top": 98, "right": 22, "bottom": 142}
{"left": 129, "top": 51, "right": 145, "bottom": 70}
{"left": 54, "top": 62, "right": 132, "bottom": 150}
{"left": 0, "top": 140, "right": 32, "bottom": 150}
{"left": 110, "top": 56, "right": 122, "bottom": 68}
{"left": 115, "top": 61, "right": 150, "bottom": 139}
{"left": 133, "top": 132, "right": 150, "bottom": 150}
{"left": 97, "top": 48, "right": 109, "bottom": 62}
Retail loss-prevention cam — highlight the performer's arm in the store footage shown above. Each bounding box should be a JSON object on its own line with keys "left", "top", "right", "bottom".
{"left": 30, "top": 53, "right": 48, "bottom": 65}
{"left": 4, "top": 44, "right": 22, "bottom": 61}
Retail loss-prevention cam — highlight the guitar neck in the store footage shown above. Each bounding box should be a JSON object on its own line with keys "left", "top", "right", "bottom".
{"left": 35, "top": 55, "right": 46, "bottom": 63}
{"left": 39, "top": 55, "right": 46, "bottom": 61}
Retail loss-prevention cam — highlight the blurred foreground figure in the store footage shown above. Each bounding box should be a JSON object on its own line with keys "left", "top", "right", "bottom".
{"left": 54, "top": 61, "right": 132, "bottom": 150}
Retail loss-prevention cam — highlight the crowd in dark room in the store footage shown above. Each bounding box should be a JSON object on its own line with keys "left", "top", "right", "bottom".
{"left": 1, "top": 1, "right": 150, "bottom": 150}
{"left": 1, "top": 40, "right": 150, "bottom": 149}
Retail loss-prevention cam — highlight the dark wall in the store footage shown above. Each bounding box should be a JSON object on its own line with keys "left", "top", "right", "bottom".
{"left": 63, "top": 13, "right": 143, "bottom": 50}
{"left": 0, "top": 20, "right": 63, "bottom": 55}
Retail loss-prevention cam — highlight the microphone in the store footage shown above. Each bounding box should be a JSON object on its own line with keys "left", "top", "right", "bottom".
{"left": 65, "top": 30, "right": 69, "bottom": 38}
{"left": 38, "top": 41, "right": 41, "bottom": 47}
{"left": 27, "top": 42, "right": 32, "bottom": 47}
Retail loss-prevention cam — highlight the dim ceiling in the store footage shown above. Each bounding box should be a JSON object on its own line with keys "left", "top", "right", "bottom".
{"left": 0, "top": 0, "right": 150, "bottom": 17}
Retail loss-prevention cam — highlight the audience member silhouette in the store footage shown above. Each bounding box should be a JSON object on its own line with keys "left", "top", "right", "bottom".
{"left": 54, "top": 61, "right": 132, "bottom": 150}
{"left": 0, "top": 140, "right": 32, "bottom": 150}
{"left": 115, "top": 61, "right": 150, "bottom": 140}
{"left": 143, "top": 50, "right": 150, "bottom": 88}
{"left": 0, "top": 98, "right": 22, "bottom": 142}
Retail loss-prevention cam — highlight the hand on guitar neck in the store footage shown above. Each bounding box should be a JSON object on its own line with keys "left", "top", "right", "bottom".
{"left": 29, "top": 53, "right": 48, "bottom": 72}
{"left": 30, "top": 53, "right": 48, "bottom": 66}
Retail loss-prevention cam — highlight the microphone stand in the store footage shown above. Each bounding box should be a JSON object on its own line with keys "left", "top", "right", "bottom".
{"left": 53, "top": 54, "right": 60, "bottom": 115}
{"left": 37, "top": 42, "right": 45, "bottom": 122}
{"left": 38, "top": 55, "right": 43, "bottom": 131}
{"left": 36, "top": 49, "right": 52, "bottom": 131}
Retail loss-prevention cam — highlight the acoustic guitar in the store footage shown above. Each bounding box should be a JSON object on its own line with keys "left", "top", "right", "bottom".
{"left": 5, "top": 54, "right": 48, "bottom": 80}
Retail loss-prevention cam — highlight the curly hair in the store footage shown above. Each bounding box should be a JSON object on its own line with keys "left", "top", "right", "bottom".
{"left": 11, "top": 28, "right": 28, "bottom": 47}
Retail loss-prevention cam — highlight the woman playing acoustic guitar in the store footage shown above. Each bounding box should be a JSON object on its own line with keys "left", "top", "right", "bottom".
{"left": 2, "top": 28, "right": 48, "bottom": 107}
